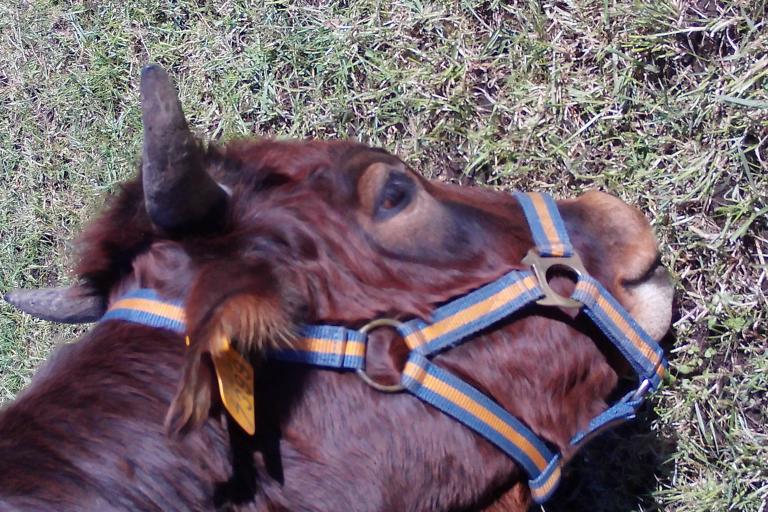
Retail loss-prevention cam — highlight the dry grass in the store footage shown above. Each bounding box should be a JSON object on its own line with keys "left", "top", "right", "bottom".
{"left": 1, "top": 0, "right": 766, "bottom": 510}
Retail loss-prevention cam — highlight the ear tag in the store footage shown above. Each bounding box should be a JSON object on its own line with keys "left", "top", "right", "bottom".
{"left": 211, "top": 337, "right": 255, "bottom": 435}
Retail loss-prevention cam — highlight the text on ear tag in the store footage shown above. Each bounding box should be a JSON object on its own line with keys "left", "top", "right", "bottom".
{"left": 211, "top": 337, "right": 255, "bottom": 435}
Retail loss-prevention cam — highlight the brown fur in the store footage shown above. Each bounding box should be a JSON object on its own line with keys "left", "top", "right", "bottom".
{"left": 0, "top": 139, "right": 668, "bottom": 511}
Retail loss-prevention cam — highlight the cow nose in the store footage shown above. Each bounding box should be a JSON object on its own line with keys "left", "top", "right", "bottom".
{"left": 623, "top": 263, "right": 675, "bottom": 341}
{"left": 565, "top": 191, "right": 674, "bottom": 341}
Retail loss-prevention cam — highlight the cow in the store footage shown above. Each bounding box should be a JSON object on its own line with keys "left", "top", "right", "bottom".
{"left": 0, "top": 64, "right": 674, "bottom": 511}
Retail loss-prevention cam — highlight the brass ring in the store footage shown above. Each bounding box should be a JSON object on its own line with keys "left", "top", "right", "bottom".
{"left": 522, "top": 249, "right": 586, "bottom": 309}
{"left": 359, "top": 318, "right": 407, "bottom": 335}
{"left": 356, "top": 318, "right": 407, "bottom": 393}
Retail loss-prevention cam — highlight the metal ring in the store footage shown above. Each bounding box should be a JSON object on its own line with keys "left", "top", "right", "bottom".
{"left": 356, "top": 318, "right": 407, "bottom": 393}
{"left": 522, "top": 248, "right": 586, "bottom": 308}
{"left": 359, "top": 318, "right": 407, "bottom": 335}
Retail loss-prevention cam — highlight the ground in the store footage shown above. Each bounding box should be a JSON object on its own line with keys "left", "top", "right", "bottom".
{"left": 0, "top": 1, "right": 766, "bottom": 510}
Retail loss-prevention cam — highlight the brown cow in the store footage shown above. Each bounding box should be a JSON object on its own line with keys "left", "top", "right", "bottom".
{"left": 1, "top": 65, "right": 673, "bottom": 511}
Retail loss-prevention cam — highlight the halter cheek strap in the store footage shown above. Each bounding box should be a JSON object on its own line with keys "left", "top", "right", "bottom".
{"left": 100, "top": 192, "right": 668, "bottom": 504}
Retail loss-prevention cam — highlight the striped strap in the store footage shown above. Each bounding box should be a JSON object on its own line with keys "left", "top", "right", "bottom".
{"left": 569, "top": 390, "right": 643, "bottom": 449}
{"left": 272, "top": 271, "right": 543, "bottom": 370}
{"left": 102, "top": 290, "right": 366, "bottom": 370}
{"left": 271, "top": 325, "right": 366, "bottom": 370}
{"left": 514, "top": 192, "right": 573, "bottom": 257}
{"left": 398, "top": 271, "right": 542, "bottom": 355}
{"left": 402, "top": 352, "right": 562, "bottom": 502}
{"left": 101, "top": 289, "right": 185, "bottom": 333}
{"left": 572, "top": 275, "right": 667, "bottom": 386}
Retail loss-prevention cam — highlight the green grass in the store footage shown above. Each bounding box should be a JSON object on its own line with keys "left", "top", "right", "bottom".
{"left": 1, "top": 1, "right": 766, "bottom": 510}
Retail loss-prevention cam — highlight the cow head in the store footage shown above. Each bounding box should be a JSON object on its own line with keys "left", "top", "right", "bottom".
{"left": 6, "top": 66, "right": 673, "bottom": 492}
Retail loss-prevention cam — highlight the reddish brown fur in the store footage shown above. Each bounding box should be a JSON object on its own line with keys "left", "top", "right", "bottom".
{"left": 0, "top": 139, "right": 666, "bottom": 511}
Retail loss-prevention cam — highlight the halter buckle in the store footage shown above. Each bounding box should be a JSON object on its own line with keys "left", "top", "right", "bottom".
{"left": 356, "top": 318, "right": 407, "bottom": 393}
{"left": 631, "top": 378, "right": 652, "bottom": 401}
{"left": 523, "top": 249, "right": 586, "bottom": 309}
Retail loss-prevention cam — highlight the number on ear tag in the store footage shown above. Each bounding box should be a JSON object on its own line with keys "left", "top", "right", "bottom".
{"left": 211, "top": 337, "right": 255, "bottom": 435}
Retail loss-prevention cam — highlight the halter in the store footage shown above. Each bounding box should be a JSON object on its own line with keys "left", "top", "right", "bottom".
{"left": 102, "top": 192, "right": 668, "bottom": 503}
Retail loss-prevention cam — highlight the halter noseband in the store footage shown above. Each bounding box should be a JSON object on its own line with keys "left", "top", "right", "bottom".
{"left": 102, "top": 192, "right": 668, "bottom": 503}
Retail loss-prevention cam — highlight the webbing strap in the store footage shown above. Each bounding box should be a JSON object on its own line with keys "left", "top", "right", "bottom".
{"left": 102, "top": 290, "right": 365, "bottom": 368}
{"left": 572, "top": 276, "right": 667, "bottom": 386}
{"left": 271, "top": 325, "right": 366, "bottom": 370}
{"left": 514, "top": 192, "right": 573, "bottom": 257}
{"left": 401, "top": 352, "right": 561, "bottom": 501}
{"left": 512, "top": 191, "right": 668, "bottom": 499}
{"left": 398, "top": 271, "right": 542, "bottom": 355}
{"left": 568, "top": 390, "right": 643, "bottom": 449}
{"left": 101, "top": 289, "right": 185, "bottom": 333}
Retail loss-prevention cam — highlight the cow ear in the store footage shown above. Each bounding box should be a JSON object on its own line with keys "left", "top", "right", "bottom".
{"left": 165, "top": 260, "right": 298, "bottom": 436}
{"left": 165, "top": 344, "right": 215, "bottom": 436}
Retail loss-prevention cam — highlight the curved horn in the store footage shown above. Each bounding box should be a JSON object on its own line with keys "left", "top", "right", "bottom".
{"left": 140, "top": 64, "right": 226, "bottom": 232}
{"left": 3, "top": 287, "right": 105, "bottom": 324}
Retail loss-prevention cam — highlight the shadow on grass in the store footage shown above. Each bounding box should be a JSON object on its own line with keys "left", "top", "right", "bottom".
{"left": 543, "top": 403, "right": 677, "bottom": 512}
{"left": 544, "top": 324, "right": 679, "bottom": 512}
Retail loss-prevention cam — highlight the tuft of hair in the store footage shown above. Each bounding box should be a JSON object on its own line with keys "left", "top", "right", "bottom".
{"left": 165, "top": 260, "right": 299, "bottom": 436}
{"left": 205, "top": 293, "right": 297, "bottom": 356}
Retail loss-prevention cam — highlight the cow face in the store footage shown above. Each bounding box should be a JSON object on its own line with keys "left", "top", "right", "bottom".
{"left": 6, "top": 66, "right": 673, "bottom": 459}
{"left": 200, "top": 138, "right": 672, "bottom": 335}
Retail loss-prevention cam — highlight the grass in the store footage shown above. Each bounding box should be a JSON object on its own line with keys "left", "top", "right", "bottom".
{"left": 1, "top": 0, "right": 766, "bottom": 510}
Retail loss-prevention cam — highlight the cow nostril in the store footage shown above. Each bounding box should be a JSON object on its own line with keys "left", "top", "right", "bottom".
{"left": 625, "top": 264, "right": 672, "bottom": 292}
{"left": 621, "top": 254, "right": 664, "bottom": 288}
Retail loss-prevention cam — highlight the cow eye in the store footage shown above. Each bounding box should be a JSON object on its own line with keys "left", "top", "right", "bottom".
{"left": 374, "top": 172, "right": 413, "bottom": 220}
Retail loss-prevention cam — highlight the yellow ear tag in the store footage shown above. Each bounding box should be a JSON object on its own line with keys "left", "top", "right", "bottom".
{"left": 211, "top": 337, "right": 255, "bottom": 435}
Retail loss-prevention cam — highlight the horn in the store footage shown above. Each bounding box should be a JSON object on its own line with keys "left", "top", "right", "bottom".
{"left": 3, "top": 287, "right": 105, "bottom": 324}
{"left": 140, "top": 64, "right": 226, "bottom": 232}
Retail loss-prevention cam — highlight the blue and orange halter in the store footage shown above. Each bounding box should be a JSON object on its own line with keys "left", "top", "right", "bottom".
{"left": 101, "top": 192, "right": 668, "bottom": 503}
